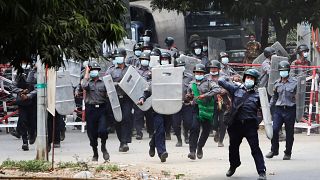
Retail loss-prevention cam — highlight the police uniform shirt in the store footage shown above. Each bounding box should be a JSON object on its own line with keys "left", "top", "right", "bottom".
{"left": 187, "top": 78, "right": 221, "bottom": 104}
{"left": 259, "top": 58, "right": 271, "bottom": 88}
{"left": 81, "top": 78, "right": 108, "bottom": 104}
{"left": 108, "top": 65, "right": 129, "bottom": 97}
{"left": 136, "top": 66, "right": 151, "bottom": 82}
{"left": 270, "top": 77, "right": 297, "bottom": 107}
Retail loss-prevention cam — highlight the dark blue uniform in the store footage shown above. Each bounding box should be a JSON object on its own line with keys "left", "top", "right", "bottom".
{"left": 172, "top": 71, "right": 193, "bottom": 145}
{"left": 81, "top": 77, "right": 109, "bottom": 159}
{"left": 218, "top": 78, "right": 266, "bottom": 175}
{"left": 133, "top": 66, "right": 153, "bottom": 139}
{"left": 269, "top": 77, "right": 297, "bottom": 156}
{"left": 107, "top": 65, "right": 134, "bottom": 150}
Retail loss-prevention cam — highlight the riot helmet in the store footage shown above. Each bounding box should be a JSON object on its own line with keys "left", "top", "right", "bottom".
{"left": 165, "top": 37, "right": 175, "bottom": 47}
{"left": 242, "top": 68, "right": 260, "bottom": 85}
{"left": 174, "top": 58, "right": 186, "bottom": 67}
{"left": 263, "top": 47, "right": 276, "bottom": 58}
{"left": 160, "top": 52, "right": 171, "bottom": 65}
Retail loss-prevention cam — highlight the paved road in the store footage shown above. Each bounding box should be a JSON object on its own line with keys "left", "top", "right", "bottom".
{"left": 0, "top": 128, "right": 319, "bottom": 180}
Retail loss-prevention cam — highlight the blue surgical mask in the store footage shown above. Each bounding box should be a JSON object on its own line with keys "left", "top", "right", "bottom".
{"left": 90, "top": 70, "right": 99, "bottom": 78}
{"left": 143, "top": 50, "right": 151, "bottom": 54}
{"left": 140, "top": 60, "right": 149, "bottom": 67}
{"left": 161, "top": 60, "right": 169, "bottom": 65}
{"left": 244, "top": 79, "right": 255, "bottom": 89}
{"left": 210, "top": 71, "right": 219, "bottom": 76}
{"left": 280, "top": 71, "right": 289, "bottom": 78}
{"left": 221, "top": 57, "right": 229, "bottom": 64}
{"left": 203, "top": 46, "right": 208, "bottom": 52}
{"left": 134, "top": 50, "right": 142, "bottom": 57}
{"left": 142, "top": 36, "right": 150, "bottom": 42}
{"left": 303, "top": 52, "right": 309, "bottom": 58}
{"left": 195, "top": 75, "right": 204, "bottom": 81}
{"left": 115, "top": 57, "right": 124, "bottom": 64}
{"left": 194, "top": 48, "right": 202, "bottom": 55}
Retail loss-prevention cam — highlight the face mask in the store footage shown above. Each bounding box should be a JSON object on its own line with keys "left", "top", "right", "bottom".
{"left": 303, "top": 52, "right": 309, "bottom": 59}
{"left": 203, "top": 46, "right": 208, "bottom": 52}
{"left": 194, "top": 48, "right": 202, "bottom": 55}
{"left": 150, "top": 55, "right": 160, "bottom": 61}
{"left": 280, "top": 71, "right": 289, "bottom": 78}
{"left": 221, "top": 57, "right": 229, "bottom": 64}
{"left": 244, "top": 79, "right": 255, "bottom": 89}
{"left": 21, "top": 64, "right": 30, "bottom": 69}
{"left": 142, "top": 36, "right": 150, "bottom": 42}
{"left": 115, "top": 56, "right": 124, "bottom": 64}
{"left": 90, "top": 70, "right": 99, "bottom": 78}
{"left": 112, "top": 59, "right": 117, "bottom": 65}
{"left": 210, "top": 71, "right": 219, "bottom": 76}
{"left": 140, "top": 60, "right": 149, "bottom": 67}
{"left": 161, "top": 60, "right": 169, "bottom": 65}
{"left": 195, "top": 75, "right": 204, "bottom": 81}
{"left": 134, "top": 50, "right": 142, "bottom": 57}
{"left": 143, "top": 50, "right": 151, "bottom": 54}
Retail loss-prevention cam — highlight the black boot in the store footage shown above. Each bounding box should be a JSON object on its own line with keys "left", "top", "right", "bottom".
{"left": 188, "top": 152, "right": 196, "bottom": 160}
{"left": 176, "top": 135, "right": 182, "bottom": 147}
{"left": 226, "top": 166, "right": 238, "bottom": 177}
{"left": 183, "top": 131, "right": 189, "bottom": 144}
{"left": 92, "top": 147, "right": 98, "bottom": 161}
{"left": 197, "top": 147, "right": 203, "bottom": 159}
{"left": 265, "top": 151, "right": 278, "bottom": 159}
{"left": 101, "top": 140, "right": 110, "bottom": 161}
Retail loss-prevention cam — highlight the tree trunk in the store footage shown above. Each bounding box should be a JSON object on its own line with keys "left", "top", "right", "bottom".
{"left": 270, "top": 14, "right": 288, "bottom": 47}
{"left": 261, "top": 17, "right": 269, "bottom": 49}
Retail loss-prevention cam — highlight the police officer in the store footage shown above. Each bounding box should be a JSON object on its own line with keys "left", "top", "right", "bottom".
{"left": 172, "top": 58, "right": 193, "bottom": 147}
{"left": 142, "top": 42, "right": 153, "bottom": 54}
{"left": 159, "top": 52, "right": 173, "bottom": 140}
{"left": 142, "top": 29, "right": 152, "bottom": 44}
{"left": 81, "top": 61, "right": 110, "bottom": 161}
{"left": 137, "top": 79, "right": 169, "bottom": 163}
{"left": 133, "top": 52, "right": 153, "bottom": 140}
{"left": 259, "top": 47, "right": 276, "bottom": 88}
{"left": 126, "top": 43, "right": 142, "bottom": 67}
{"left": 107, "top": 48, "right": 134, "bottom": 152}
{"left": 186, "top": 64, "right": 221, "bottom": 160}
{"left": 266, "top": 61, "right": 297, "bottom": 161}
{"left": 190, "top": 41, "right": 208, "bottom": 66}
{"left": 11, "top": 62, "right": 37, "bottom": 151}
{"left": 218, "top": 69, "right": 266, "bottom": 180}
{"left": 207, "top": 60, "right": 230, "bottom": 147}
{"left": 291, "top": 44, "right": 311, "bottom": 77}
{"left": 219, "top": 52, "right": 241, "bottom": 82}
{"left": 164, "top": 36, "right": 177, "bottom": 51}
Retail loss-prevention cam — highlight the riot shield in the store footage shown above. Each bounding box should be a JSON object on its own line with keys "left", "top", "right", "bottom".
{"left": 149, "top": 55, "right": 160, "bottom": 68}
{"left": 103, "top": 75, "right": 122, "bottom": 122}
{"left": 177, "top": 55, "right": 201, "bottom": 74}
{"left": 208, "top": 37, "right": 226, "bottom": 61}
{"left": 258, "top": 87, "right": 273, "bottom": 140}
{"left": 63, "top": 60, "right": 81, "bottom": 87}
{"left": 267, "top": 56, "right": 289, "bottom": 95}
{"left": 152, "top": 66, "right": 184, "bottom": 114}
{"left": 253, "top": 41, "right": 289, "bottom": 71}
{"left": 55, "top": 70, "right": 76, "bottom": 115}
{"left": 119, "top": 66, "right": 152, "bottom": 111}
{"left": 296, "top": 75, "right": 306, "bottom": 122}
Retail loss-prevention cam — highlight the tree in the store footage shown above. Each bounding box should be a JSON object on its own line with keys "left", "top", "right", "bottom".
{"left": 0, "top": 0, "right": 127, "bottom": 69}
{"left": 151, "top": 0, "right": 320, "bottom": 47}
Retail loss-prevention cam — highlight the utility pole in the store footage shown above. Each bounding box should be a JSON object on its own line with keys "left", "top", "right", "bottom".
{"left": 35, "top": 56, "right": 48, "bottom": 161}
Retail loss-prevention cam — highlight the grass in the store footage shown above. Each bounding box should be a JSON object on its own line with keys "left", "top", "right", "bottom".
{"left": 95, "top": 164, "right": 120, "bottom": 172}
{"left": 1, "top": 159, "right": 51, "bottom": 172}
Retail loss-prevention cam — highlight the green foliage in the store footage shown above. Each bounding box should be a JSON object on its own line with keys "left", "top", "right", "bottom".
{"left": 95, "top": 164, "right": 120, "bottom": 172}
{"left": 1, "top": 159, "right": 51, "bottom": 172}
{"left": 0, "top": 0, "right": 127, "bottom": 68}
{"left": 174, "top": 173, "right": 185, "bottom": 179}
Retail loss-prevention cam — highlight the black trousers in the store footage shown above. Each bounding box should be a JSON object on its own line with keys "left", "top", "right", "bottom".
{"left": 47, "top": 110, "right": 64, "bottom": 144}
{"left": 85, "top": 103, "right": 108, "bottom": 148}
{"left": 18, "top": 104, "right": 36, "bottom": 144}
{"left": 227, "top": 120, "right": 266, "bottom": 174}
{"left": 114, "top": 97, "right": 133, "bottom": 144}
